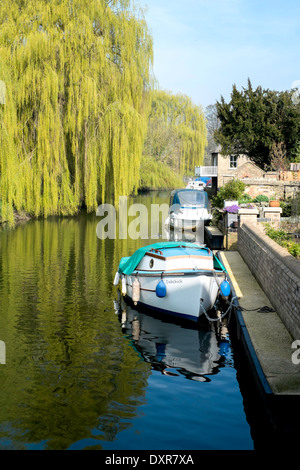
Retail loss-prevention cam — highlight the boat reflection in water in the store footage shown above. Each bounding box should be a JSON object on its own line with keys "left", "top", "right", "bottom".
{"left": 114, "top": 292, "right": 230, "bottom": 382}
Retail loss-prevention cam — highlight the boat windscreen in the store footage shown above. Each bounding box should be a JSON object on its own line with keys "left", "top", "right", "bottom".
{"left": 173, "top": 190, "right": 208, "bottom": 207}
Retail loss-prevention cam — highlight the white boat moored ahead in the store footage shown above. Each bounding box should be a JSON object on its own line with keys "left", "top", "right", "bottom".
{"left": 165, "top": 189, "right": 212, "bottom": 231}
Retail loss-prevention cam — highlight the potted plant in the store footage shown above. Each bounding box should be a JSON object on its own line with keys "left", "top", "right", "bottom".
{"left": 253, "top": 194, "right": 269, "bottom": 206}
{"left": 269, "top": 197, "right": 280, "bottom": 207}
{"left": 223, "top": 204, "right": 240, "bottom": 227}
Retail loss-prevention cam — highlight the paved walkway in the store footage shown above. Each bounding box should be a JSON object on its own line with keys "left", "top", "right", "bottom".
{"left": 219, "top": 251, "right": 300, "bottom": 396}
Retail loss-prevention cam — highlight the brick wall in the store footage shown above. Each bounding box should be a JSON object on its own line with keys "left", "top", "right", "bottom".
{"left": 238, "top": 222, "right": 300, "bottom": 340}
{"left": 242, "top": 180, "right": 300, "bottom": 199}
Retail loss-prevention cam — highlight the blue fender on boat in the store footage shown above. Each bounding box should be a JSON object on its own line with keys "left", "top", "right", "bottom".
{"left": 220, "top": 279, "right": 231, "bottom": 298}
{"left": 156, "top": 279, "right": 167, "bottom": 298}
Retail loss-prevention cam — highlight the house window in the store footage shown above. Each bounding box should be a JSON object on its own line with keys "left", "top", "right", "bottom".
{"left": 230, "top": 155, "right": 237, "bottom": 168}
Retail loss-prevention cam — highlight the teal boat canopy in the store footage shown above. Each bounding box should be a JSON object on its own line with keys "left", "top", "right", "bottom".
{"left": 213, "top": 255, "right": 227, "bottom": 272}
{"left": 118, "top": 242, "right": 226, "bottom": 276}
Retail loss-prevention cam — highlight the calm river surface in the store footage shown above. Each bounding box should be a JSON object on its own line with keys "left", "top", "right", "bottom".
{"left": 0, "top": 191, "right": 255, "bottom": 450}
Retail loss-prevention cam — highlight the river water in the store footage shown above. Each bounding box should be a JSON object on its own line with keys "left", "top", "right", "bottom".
{"left": 0, "top": 191, "right": 255, "bottom": 450}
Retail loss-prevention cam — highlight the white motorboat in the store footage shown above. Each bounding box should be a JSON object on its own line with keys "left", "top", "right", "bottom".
{"left": 186, "top": 180, "right": 205, "bottom": 190}
{"left": 166, "top": 225, "right": 204, "bottom": 245}
{"left": 165, "top": 189, "right": 212, "bottom": 231}
{"left": 113, "top": 242, "right": 230, "bottom": 322}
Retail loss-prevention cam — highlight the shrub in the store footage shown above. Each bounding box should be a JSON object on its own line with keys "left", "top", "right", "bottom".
{"left": 280, "top": 194, "right": 300, "bottom": 217}
{"left": 281, "top": 241, "right": 300, "bottom": 258}
{"left": 212, "top": 179, "right": 246, "bottom": 208}
{"left": 264, "top": 223, "right": 300, "bottom": 258}
{"left": 264, "top": 224, "right": 289, "bottom": 242}
{"left": 253, "top": 194, "right": 269, "bottom": 203}
{"left": 238, "top": 193, "right": 253, "bottom": 204}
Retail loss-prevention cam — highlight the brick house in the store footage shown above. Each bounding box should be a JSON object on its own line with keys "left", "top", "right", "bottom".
{"left": 211, "top": 146, "right": 264, "bottom": 188}
{"left": 197, "top": 146, "right": 299, "bottom": 200}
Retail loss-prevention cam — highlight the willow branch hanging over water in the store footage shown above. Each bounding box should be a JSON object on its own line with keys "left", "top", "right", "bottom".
{"left": 143, "top": 90, "right": 207, "bottom": 176}
{"left": 0, "top": 0, "right": 153, "bottom": 224}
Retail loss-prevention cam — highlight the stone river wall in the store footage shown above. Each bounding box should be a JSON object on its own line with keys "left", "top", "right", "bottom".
{"left": 238, "top": 220, "right": 300, "bottom": 340}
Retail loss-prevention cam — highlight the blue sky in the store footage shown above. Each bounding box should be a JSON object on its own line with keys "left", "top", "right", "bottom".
{"left": 139, "top": 0, "right": 300, "bottom": 109}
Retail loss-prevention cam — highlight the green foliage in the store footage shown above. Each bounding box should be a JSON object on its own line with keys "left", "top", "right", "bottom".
{"left": 253, "top": 194, "right": 269, "bottom": 203}
{"left": 290, "top": 140, "right": 300, "bottom": 162}
{"left": 280, "top": 193, "right": 300, "bottom": 217}
{"left": 264, "top": 223, "right": 300, "bottom": 259}
{"left": 264, "top": 224, "right": 290, "bottom": 242}
{"left": 139, "top": 156, "right": 183, "bottom": 190}
{"left": 0, "top": 0, "right": 153, "bottom": 224}
{"left": 280, "top": 201, "right": 291, "bottom": 217}
{"left": 284, "top": 241, "right": 300, "bottom": 258}
{"left": 144, "top": 90, "right": 207, "bottom": 175}
{"left": 238, "top": 193, "right": 253, "bottom": 204}
{"left": 215, "top": 79, "right": 300, "bottom": 169}
{"left": 212, "top": 179, "right": 246, "bottom": 209}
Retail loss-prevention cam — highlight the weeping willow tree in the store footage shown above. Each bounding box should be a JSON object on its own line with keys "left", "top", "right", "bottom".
{"left": 0, "top": 0, "right": 153, "bottom": 224}
{"left": 142, "top": 90, "right": 207, "bottom": 178}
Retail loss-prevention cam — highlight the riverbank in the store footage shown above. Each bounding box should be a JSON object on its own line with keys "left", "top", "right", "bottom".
{"left": 0, "top": 210, "right": 32, "bottom": 227}
{"left": 219, "top": 249, "right": 300, "bottom": 448}
{"left": 0, "top": 186, "right": 182, "bottom": 228}
{"left": 220, "top": 250, "right": 300, "bottom": 396}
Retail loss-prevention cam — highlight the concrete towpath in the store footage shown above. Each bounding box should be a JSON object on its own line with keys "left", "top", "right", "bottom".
{"left": 219, "top": 250, "right": 300, "bottom": 396}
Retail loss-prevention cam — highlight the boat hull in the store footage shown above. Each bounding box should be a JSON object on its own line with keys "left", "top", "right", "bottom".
{"left": 166, "top": 211, "right": 212, "bottom": 231}
{"left": 116, "top": 243, "right": 228, "bottom": 323}
{"left": 124, "top": 271, "right": 224, "bottom": 322}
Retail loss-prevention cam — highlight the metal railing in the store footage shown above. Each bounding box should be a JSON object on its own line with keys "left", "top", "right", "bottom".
{"left": 195, "top": 166, "right": 218, "bottom": 177}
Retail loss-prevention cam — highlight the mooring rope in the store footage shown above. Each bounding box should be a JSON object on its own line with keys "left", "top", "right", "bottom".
{"left": 200, "top": 296, "right": 238, "bottom": 323}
